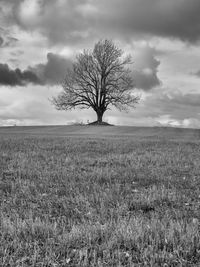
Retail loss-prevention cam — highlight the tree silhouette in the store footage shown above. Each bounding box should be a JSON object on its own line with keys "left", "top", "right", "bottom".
{"left": 52, "top": 39, "right": 139, "bottom": 124}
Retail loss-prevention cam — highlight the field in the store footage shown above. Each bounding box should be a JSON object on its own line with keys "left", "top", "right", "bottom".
{"left": 1, "top": 125, "right": 200, "bottom": 266}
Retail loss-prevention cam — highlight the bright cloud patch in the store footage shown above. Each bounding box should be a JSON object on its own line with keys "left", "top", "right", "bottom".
{"left": 18, "top": 0, "right": 42, "bottom": 27}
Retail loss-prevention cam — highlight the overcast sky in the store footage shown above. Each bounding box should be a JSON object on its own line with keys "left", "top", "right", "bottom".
{"left": 1, "top": 0, "right": 200, "bottom": 127}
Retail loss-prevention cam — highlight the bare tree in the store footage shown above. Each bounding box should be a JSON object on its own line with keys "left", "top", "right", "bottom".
{"left": 52, "top": 39, "right": 139, "bottom": 124}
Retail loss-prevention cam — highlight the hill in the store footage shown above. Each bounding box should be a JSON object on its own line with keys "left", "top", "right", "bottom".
{"left": 1, "top": 125, "right": 200, "bottom": 265}
{"left": 0, "top": 125, "right": 200, "bottom": 140}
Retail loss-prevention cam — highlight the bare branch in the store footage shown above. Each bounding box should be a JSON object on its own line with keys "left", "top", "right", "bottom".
{"left": 51, "top": 39, "right": 140, "bottom": 123}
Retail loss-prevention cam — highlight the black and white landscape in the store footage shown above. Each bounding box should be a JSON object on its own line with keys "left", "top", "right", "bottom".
{"left": 1, "top": 0, "right": 200, "bottom": 266}
{"left": 1, "top": 0, "right": 200, "bottom": 127}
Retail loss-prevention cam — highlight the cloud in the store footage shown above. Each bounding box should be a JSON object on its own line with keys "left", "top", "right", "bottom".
{"left": 0, "top": 47, "right": 160, "bottom": 89}
{"left": 160, "top": 93, "right": 200, "bottom": 121}
{"left": 136, "top": 90, "right": 200, "bottom": 121}
{"left": 0, "top": 53, "right": 72, "bottom": 86}
{"left": 31, "top": 53, "right": 72, "bottom": 85}
{"left": 0, "top": 36, "right": 3, "bottom": 46}
{"left": 5, "top": 36, "right": 18, "bottom": 47}
{"left": 3, "top": 0, "right": 200, "bottom": 45}
{"left": 0, "top": 85, "right": 94, "bottom": 126}
{"left": 193, "top": 70, "right": 200, "bottom": 77}
{"left": 12, "top": 0, "right": 94, "bottom": 45}
{"left": 107, "top": 89, "right": 200, "bottom": 127}
{"left": 95, "top": 0, "right": 200, "bottom": 43}
{"left": 0, "top": 27, "right": 18, "bottom": 47}
{"left": 1, "top": 82, "right": 200, "bottom": 128}
{"left": 17, "top": 0, "right": 42, "bottom": 27}
{"left": 0, "top": 63, "right": 42, "bottom": 86}
{"left": 30, "top": 48, "right": 160, "bottom": 89}
{"left": 133, "top": 46, "right": 161, "bottom": 90}
{"left": 133, "top": 69, "right": 160, "bottom": 90}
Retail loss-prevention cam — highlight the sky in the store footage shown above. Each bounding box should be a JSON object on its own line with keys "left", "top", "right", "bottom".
{"left": 1, "top": 0, "right": 200, "bottom": 127}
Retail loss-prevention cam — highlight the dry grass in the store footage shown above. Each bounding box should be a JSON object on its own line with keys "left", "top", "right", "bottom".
{"left": 1, "top": 128, "right": 200, "bottom": 266}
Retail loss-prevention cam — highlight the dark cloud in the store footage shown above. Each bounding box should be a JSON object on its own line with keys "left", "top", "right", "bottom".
{"left": 31, "top": 53, "right": 73, "bottom": 85}
{"left": 138, "top": 91, "right": 200, "bottom": 121}
{"left": 194, "top": 70, "right": 200, "bottom": 77}
{"left": 31, "top": 49, "right": 159, "bottom": 89}
{"left": 134, "top": 70, "right": 160, "bottom": 90}
{"left": 3, "top": 0, "right": 200, "bottom": 45}
{"left": 0, "top": 36, "right": 3, "bottom": 46}
{"left": 0, "top": 53, "right": 72, "bottom": 86}
{"left": 1, "top": 47, "right": 160, "bottom": 90}
{"left": 97, "top": 0, "right": 200, "bottom": 43}
{"left": 133, "top": 46, "right": 161, "bottom": 90}
{"left": 0, "top": 63, "right": 42, "bottom": 86}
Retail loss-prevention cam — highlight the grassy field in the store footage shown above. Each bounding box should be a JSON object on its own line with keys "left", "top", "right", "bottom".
{"left": 1, "top": 125, "right": 200, "bottom": 266}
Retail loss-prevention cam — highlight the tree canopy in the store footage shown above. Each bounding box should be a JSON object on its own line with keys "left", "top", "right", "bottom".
{"left": 52, "top": 39, "right": 139, "bottom": 124}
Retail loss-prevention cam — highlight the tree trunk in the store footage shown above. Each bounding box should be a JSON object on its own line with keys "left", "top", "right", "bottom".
{"left": 96, "top": 110, "right": 104, "bottom": 123}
